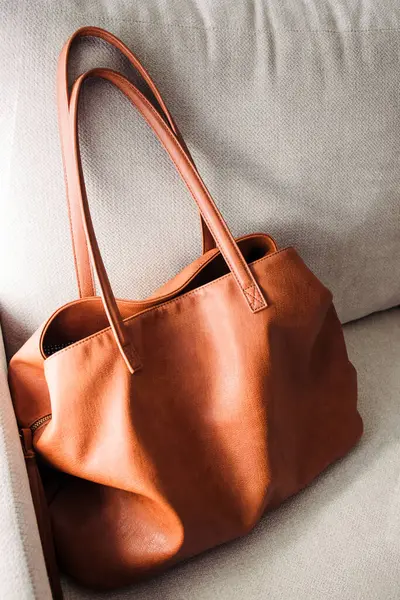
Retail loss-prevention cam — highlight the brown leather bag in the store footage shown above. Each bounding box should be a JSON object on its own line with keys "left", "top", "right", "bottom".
{"left": 9, "top": 27, "right": 363, "bottom": 594}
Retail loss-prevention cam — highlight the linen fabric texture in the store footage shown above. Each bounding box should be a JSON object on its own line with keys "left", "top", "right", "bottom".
{"left": 1, "top": 1, "right": 400, "bottom": 598}
{"left": 1, "top": 0, "right": 400, "bottom": 357}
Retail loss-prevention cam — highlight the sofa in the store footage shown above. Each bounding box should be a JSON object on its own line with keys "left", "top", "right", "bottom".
{"left": 1, "top": 1, "right": 399, "bottom": 598}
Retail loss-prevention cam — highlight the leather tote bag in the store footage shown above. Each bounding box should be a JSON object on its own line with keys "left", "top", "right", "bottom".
{"left": 9, "top": 27, "right": 363, "bottom": 594}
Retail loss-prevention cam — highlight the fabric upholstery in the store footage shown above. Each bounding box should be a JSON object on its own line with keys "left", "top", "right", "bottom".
{"left": 1, "top": 0, "right": 400, "bottom": 597}
{"left": 1, "top": 308, "right": 399, "bottom": 599}
{"left": 1, "top": 0, "right": 400, "bottom": 357}
{"left": 0, "top": 329, "right": 51, "bottom": 600}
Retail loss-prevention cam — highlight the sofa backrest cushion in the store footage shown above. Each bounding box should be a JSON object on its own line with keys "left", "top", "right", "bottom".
{"left": 1, "top": 1, "right": 399, "bottom": 356}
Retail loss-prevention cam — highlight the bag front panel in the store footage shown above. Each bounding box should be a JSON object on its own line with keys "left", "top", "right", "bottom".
{"left": 39, "top": 264, "right": 273, "bottom": 587}
{"left": 23, "top": 247, "right": 363, "bottom": 588}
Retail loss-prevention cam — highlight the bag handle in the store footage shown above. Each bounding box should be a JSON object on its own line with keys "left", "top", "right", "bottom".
{"left": 68, "top": 68, "right": 268, "bottom": 373}
{"left": 58, "top": 26, "right": 215, "bottom": 298}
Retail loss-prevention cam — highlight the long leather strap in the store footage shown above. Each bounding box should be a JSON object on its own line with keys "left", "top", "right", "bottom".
{"left": 68, "top": 68, "right": 268, "bottom": 373}
{"left": 58, "top": 26, "right": 215, "bottom": 298}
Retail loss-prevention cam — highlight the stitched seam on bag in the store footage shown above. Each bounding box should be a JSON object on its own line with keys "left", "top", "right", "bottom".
{"left": 41, "top": 234, "right": 275, "bottom": 359}
{"left": 244, "top": 284, "right": 263, "bottom": 310}
{"left": 102, "top": 71, "right": 262, "bottom": 309}
{"left": 45, "top": 246, "right": 292, "bottom": 364}
{"left": 244, "top": 286, "right": 258, "bottom": 310}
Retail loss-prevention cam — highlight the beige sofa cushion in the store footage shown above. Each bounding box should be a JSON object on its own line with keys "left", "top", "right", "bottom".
{"left": 1, "top": 0, "right": 400, "bottom": 357}
{"left": 0, "top": 330, "right": 51, "bottom": 600}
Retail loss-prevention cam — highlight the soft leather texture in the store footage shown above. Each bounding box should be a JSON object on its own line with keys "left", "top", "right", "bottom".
{"left": 2, "top": 0, "right": 400, "bottom": 359}
{"left": 2, "top": 310, "right": 400, "bottom": 600}
{"left": 8, "top": 27, "right": 362, "bottom": 592}
{"left": 63, "top": 308, "right": 400, "bottom": 600}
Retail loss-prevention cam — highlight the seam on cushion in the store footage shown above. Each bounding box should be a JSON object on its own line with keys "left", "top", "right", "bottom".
{"left": 45, "top": 246, "right": 292, "bottom": 364}
{"left": 107, "top": 17, "right": 400, "bottom": 34}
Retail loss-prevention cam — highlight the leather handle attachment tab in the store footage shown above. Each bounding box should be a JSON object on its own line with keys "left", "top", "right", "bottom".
{"left": 58, "top": 26, "right": 215, "bottom": 299}
{"left": 68, "top": 68, "right": 268, "bottom": 373}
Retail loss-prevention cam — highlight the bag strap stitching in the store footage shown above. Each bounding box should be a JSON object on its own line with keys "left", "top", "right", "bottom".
{"left": 44, "top": 247, "right": 291, "bottom": 366}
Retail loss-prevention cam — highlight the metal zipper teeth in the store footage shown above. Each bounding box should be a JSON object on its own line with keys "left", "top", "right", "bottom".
{"left": 30, "top": 414, "right": 52, "bottom": 433}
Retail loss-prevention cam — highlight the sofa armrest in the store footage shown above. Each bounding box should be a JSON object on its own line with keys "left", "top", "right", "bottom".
{"left": 0, "top": 329, "right": 52, "bottom": 600}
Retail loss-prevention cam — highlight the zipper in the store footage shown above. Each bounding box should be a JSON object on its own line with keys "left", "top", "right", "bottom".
{"left": 30, "top": 414, "right": 52, "bottom": 433}
{"left": 19, "top": 415, "right": 52, "bottom": 456}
